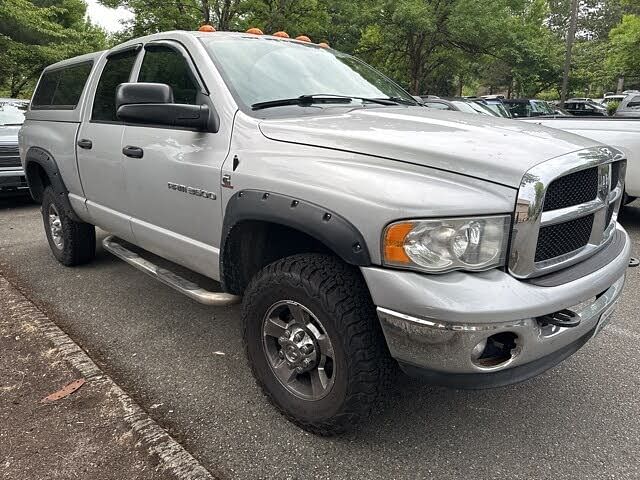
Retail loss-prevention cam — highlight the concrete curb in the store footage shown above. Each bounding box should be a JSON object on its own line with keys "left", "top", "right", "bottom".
{"left": 0, "top": 274, "right": 216, "bottom": 480}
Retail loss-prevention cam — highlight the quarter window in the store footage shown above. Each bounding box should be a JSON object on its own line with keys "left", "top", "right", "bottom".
{"left": 91, "top": 49, "right": 139, "bottom": 122}
{"left": 32, "top": 62, "right": 93, "bottom": 110}
{"left": 138, "top": 46, "right": 199, "bottom": 105}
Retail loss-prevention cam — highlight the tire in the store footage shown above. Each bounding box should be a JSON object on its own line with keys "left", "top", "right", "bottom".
{"left": 41, "top": 186, "right": 96, "bottom": 266}
{"left": 243, "top": 253, "right": 394, "bottom": 435}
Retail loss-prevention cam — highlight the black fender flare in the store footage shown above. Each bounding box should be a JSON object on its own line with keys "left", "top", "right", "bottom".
{"left": 24, "top": 147, "right": 80, "bottom": 221}
{"left": 220, "top": 190, "right": 371, "bottom": 285}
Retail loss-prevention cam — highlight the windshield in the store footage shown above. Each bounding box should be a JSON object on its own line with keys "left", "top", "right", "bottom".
{"left": 449, "top": 100, "right": 494, "bottom": 115}
{"left": 201, "top": 36, "right": 416, "bottom": 110}
{"left": 0, "top": 102, "right": 27, "bottom": 126}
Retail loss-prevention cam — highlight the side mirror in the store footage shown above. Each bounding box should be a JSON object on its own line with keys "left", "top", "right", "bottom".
{"left": 115, "top": 82, "right": 217, "bottom": 132}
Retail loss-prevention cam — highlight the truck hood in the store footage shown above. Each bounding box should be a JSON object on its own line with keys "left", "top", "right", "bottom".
{"left": 258, "top": 107, "right": 599, "bottom": 187}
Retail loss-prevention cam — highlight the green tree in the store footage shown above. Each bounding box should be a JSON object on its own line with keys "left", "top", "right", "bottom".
{"left": 0, "top": 0, "right": 107, "bottom": 98}
{"left": 607, "top": 14, "right": 640, "bottom": 80}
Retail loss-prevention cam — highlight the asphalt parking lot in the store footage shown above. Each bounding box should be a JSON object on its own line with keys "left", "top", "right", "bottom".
{"left": 1, "top": 195, "right": 640, "bottom": 480}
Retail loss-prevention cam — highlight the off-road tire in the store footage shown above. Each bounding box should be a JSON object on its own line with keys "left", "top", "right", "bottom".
{"left": 41, "top": 186, "right": 96, "bottom": 266}
{"left": 243, "top": 253, "right": 395, "bottom": 435}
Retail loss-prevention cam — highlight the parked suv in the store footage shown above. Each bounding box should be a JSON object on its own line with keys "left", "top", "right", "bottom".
{"left": 20, "top": 30, "right": 631, "bottom": 435}
{"left": 564, "top": 99, "right": 608, "bottom": 116}
{"left": 0, "top": 99, "right": 29, "bottom": 194}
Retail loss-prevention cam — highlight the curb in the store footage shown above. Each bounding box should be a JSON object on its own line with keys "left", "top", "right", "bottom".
{"left": 0, "top": 275, "right": 216, "bottom": 480}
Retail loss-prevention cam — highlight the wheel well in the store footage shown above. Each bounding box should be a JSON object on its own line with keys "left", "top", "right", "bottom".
{"left": 25, "top": 161, "right": 51, "bottom": 203}
{"left": 222, "top": 220, "right": 335, "bottom": 295}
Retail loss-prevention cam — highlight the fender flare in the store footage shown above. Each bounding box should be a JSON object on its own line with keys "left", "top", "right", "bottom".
{"left": 220, "top": 190, "right": 371, "bottom": 284}
{"left": 24, "top": 147, "right": 80, "bottom": 221}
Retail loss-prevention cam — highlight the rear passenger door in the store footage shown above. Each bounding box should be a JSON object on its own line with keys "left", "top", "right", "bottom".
{"left": 77, "top": 47, "right": 139, "bottom": 241}
{"left": 121, "top": 41, "right": 229, "bottom": 279}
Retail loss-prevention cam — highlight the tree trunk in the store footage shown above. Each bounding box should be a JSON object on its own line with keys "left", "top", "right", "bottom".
{"left": 560, "top": 0, "right": 579, "bottom": 107}
{"left": 617, "top": 76, "right": 625, "bottom": 94}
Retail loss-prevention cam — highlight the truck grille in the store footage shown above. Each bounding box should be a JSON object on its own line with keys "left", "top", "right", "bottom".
{"left": 543, "top": 167, "right": 598, "bottom": 210}
{"left": 509, "top": 147, "right": 626, "bottom": 278}
{"left": 0, "top": 145, "right": 21, "bottom": 168}
{"left": 535, "top": 215, "right": 594, "bottom": 262}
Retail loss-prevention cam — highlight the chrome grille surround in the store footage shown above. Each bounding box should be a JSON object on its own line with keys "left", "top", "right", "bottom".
{"left": 509, "top": 146, "right": 626, "bottom": 279}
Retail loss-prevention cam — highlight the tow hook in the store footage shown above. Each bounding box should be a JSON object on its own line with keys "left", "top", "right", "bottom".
{"left": 538, "top": 309, "right": 581, "bottom": 328}
{"left": 629, "top": 257, "right": 639, "bottom": 268}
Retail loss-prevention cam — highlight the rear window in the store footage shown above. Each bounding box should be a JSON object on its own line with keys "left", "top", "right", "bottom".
{"left": 31, "top": 62, "right": 93, "bottom": 110}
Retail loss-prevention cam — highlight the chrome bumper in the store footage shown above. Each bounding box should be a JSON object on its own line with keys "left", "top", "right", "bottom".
{"left": 363, "top": 224, "right": 630, "bottom": 387}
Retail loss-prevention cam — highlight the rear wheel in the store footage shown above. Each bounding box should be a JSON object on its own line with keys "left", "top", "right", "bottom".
{"left": 243, "top": 253, "right": 393, "bottom": 435}
{"left": 41, "top": 186, "right": 96, "bottom": 266}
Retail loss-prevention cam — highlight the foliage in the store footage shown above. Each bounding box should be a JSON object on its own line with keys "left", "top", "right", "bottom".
{"left": 606, "top": 100, "right": 620, "bottom": 115}
{"left": 0, "top": 0, "right": 107, "bottom": 98}
{"left": 1, "top": 0, "right": 639, "bottom": 99}
{"left": 607, "top": 14, "right": 640, "bottom": 78}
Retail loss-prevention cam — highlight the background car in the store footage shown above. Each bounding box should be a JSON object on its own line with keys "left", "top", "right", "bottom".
{"left": 502, "top": 98, "right": 556, "bottom": 118}
{"left": 563, "top": 99, "right": 608, "bottom": 116}
{"left": 614, "top": 93, "right": 640, "bottom": 118}
{"left": 0, "top": 99, "right": 29, "bottom": 195}
{"left": 474, "top": 98, "right": 512, "bottom": 118}
{"left": 420, "top": 97, "right": 499, "bottom": 116}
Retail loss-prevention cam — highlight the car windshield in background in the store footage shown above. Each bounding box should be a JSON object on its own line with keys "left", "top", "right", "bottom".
{"left": 449, "top": 100, "right": 495, "bottom": 115}
{"left": 0, "top": 103, "right": 27, "bottom": 126}
{"left": 201, "top": 36, "right": 416, "bottom": 111}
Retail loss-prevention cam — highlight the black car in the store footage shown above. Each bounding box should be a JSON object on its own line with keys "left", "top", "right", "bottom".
{"left": 563, "top": 99, "right": 607, "bottom": 117}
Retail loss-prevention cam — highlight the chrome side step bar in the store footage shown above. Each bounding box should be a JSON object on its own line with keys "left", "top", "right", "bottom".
{"left": 102, "top": 235, "right": 241, "bottom": 306}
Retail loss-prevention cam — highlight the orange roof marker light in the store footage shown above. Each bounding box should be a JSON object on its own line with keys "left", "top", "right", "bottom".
{"left": 296, "top": 35, "right": 311, "bottom": 43}
{"left": 246, "top": 27, "right": 263, "bottom": 35}
{"left": 198, "top": 24, "right": 216, "bottom": 32}
{"left": 273, "top": 31, "right": 289, "bottom": 38}
{"left": 318, "top": 42, "right": 330, "bottom": 48}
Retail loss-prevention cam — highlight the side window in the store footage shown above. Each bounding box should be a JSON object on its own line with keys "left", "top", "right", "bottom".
{"left": 627, "top": 96, "right": 640, "bottom": 108}
{"left": 91, "top": 49, "right": 139, "bottom": 122}
{"left": 32, "top": 62, "right": 93, "bottom": 110}
{"left": 138, "top": 46, "right": 199, "bottom": 105}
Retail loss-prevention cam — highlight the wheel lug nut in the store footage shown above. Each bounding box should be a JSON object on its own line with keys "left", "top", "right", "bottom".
{"left": 293, "top": 332, "right": 304, "bottom": 342}
{"left": 278, "top": 336, "right": 287, "bottom": 345}
{"left": 302, "top": 344, "right": 314, "bottom": 354}
{"left": 284, "top": 330, "right": 291, "bottom": 337}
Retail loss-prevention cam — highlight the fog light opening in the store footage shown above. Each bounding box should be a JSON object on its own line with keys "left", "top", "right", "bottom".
{"left": 471, "top": 332, "right": 519, "bottom": 368}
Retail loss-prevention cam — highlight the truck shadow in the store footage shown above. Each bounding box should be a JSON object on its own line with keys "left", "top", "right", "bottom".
{"left": 0, "top": 193, "right": 35, "bottom": 211}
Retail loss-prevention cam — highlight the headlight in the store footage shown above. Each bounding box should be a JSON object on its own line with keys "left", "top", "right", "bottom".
{"left": 383, "top": 215, "right": 511, "bottom": 273}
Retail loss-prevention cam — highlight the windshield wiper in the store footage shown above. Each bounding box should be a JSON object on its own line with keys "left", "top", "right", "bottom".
{"left": 0, "top": 123, "right": 23, "bottom": 126}
{"left": 251, "top": 94, "right": 399, "bottom": 110}
{"left": 382, "top": 96, "right": 417, "bottom": 106}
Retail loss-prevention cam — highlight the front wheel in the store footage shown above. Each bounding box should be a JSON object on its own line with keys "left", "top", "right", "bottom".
{"left": 243, "top": 254, "right": 393, "bottom": 435}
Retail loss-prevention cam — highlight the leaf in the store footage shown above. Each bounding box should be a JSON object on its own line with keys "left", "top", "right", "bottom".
{"left": 41, "top": 379, "right": 86, "bottom": 403}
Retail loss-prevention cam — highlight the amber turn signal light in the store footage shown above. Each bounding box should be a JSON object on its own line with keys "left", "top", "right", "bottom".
{"left": 383, "top": 223, "right": 413, "bottom": 264}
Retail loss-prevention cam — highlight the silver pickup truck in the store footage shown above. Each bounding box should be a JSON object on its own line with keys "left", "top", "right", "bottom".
{"left": 19, "top": 30, "right": 631, "bottom": 435}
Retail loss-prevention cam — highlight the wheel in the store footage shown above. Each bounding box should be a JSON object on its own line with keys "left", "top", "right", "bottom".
{"left": 41, "top": 186, "right": 96, "bottom": 266}
{"left": 243, "top": 253, "right": 394, "bottom": 435}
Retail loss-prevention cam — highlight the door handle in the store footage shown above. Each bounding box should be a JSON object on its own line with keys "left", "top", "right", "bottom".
{"left": 122, "top": 145, "right": 144, "bottom": 158}
{"left": 77, "top": 138, "right": 93, "bottom": 149}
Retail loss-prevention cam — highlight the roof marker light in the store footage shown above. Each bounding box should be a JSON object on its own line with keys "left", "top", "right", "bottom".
{"left": 296, "top": 35, "right": 311, "bottom": 43}
{"left": 246, "top": 27, "right": 263, "bottom": 35}
{"left": 198, "top": 25, "right": 216, "bottom": 32}
{"left": 318, "top": 42, "right": 330, "bottom": 48}
{"left": 273, "top": 31, "right": 289, "bottom": 38}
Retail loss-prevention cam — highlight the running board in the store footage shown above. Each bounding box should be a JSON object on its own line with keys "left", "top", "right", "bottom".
{"left": 102, "top": 235, "right": 241, "bottom": 306}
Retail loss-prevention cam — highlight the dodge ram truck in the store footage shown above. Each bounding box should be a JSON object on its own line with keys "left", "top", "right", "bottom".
{"left": 19, "top": 30, "right": 631, "bottom": 435}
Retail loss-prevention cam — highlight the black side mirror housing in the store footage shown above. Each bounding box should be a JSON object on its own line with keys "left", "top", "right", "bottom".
{"left": 115, "top": 82, "right": 218, "bottom": 132}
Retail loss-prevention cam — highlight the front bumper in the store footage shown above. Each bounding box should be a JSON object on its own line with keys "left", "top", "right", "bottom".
{"left": 0, "top": 168, "right": 27, "bottom": 190}
{"left": 362, "top": 223, "right": 630, "bottom": 388}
